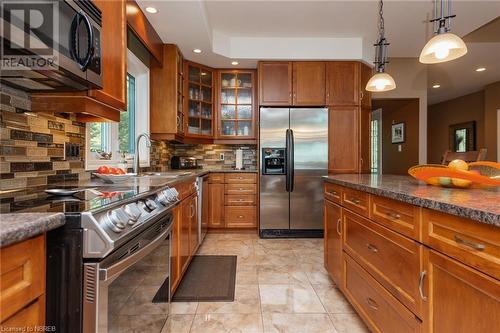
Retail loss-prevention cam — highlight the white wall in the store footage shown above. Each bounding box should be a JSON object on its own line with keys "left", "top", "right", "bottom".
{"left": 372, "top": 57, "right": 428, "bottom": 164}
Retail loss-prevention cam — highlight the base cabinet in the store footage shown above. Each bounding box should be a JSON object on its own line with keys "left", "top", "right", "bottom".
{"left": 324, "top": 199, "right": 343, "bottom": 286}
{"left": 208, "top": 183, "right": 225, "bottom": 228}
{"left": 170, "top": 206, "right": 181, "bottom": 292}
{"left": 424, "top": 249, "right": 500, "bottom": 333}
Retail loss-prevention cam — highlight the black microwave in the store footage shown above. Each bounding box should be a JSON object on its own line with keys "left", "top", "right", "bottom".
{"left": 0, "top": 0, "right": 102, "bottom": 91}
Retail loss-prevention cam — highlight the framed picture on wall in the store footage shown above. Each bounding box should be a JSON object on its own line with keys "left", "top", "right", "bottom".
{"left": 391, "top": 122, "right": 405, "bottom": 144}
{"left": 449, "top": 121, "right": 476, "bottom": 152}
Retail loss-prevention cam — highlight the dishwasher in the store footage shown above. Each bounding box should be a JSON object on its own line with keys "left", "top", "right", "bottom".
{"left": 197, "top": 174, "right": 209, "bottom": 245}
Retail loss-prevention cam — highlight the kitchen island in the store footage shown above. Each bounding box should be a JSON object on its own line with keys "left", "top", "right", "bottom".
{"left": 322, "top": 174, "right": 499, "bottom": 333}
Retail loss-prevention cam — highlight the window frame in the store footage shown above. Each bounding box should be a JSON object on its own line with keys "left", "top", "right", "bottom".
{"left": 85, "top": 49, "right": 150, "bottom": 171}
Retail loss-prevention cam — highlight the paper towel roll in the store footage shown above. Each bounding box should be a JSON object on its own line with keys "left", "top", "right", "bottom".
{"left": 235, "top": 149, "right": 243, "bottom": 170}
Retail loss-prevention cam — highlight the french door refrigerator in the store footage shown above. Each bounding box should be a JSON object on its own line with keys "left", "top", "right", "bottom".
{"left": 259, "top": 107, "right": 328, "bottom": 238}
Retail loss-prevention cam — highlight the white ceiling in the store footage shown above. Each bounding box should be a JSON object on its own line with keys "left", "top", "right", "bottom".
{"left": 136, "top": 0, "right": 500, "bottom": 104}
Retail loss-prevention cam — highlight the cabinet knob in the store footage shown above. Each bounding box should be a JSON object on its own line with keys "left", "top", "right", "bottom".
{"left": 366, "top": 243, "right": 378, "bottom": 253}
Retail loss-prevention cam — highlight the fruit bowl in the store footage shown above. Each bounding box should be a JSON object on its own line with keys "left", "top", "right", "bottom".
{"left": 93, "top": 173, "right": 136, "bottom": 184}
{"left": 408, "top": 161, "right": 500, "bottom": 188}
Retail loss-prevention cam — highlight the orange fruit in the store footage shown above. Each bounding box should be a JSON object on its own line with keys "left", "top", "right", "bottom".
{"left": 448, "top": 159, "right": 469, "bottom": 171}
{"left": 452, "top": 178, "right": 472, "bottom": 188}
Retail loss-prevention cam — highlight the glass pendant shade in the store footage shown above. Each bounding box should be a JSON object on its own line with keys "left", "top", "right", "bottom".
{"left": 365, "top": 71, "right": 396, "bottom": 92}
{"left": 419, "top": 32, "right": 467, "bottom": 64}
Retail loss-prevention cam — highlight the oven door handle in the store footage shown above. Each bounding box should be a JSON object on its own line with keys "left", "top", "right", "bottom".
{"left": 99, "top": 227, "right": 170, "bottom": 281}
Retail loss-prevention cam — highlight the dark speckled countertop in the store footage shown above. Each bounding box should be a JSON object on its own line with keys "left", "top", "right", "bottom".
{"left": 0, "top": 213, "right": 65, "bottom": 247}
{"left": 323, "top": 174, "right": 500, "bottom": 227}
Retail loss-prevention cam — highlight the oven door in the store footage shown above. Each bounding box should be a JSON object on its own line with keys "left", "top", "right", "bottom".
{"left": 83, "top": 218, "right": 171, "bottom": 333}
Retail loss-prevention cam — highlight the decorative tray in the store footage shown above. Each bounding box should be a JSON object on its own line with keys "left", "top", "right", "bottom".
{"left": 408, "top": 161, "right": 500, "bottom": 188}
{"left": 93, "top": 173, "right": 137, "bottom": 184}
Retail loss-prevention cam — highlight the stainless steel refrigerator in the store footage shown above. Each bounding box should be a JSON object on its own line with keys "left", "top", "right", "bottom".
{"left": 259, "top": 107, "right": 328, "bottom": 238}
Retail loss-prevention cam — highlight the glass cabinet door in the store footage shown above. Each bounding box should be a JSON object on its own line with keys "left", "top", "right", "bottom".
{"left": 186, "top": 63, "right": 213, "bottom": 136}
{"left": 218, "top": 71, "right": 255, "bottom": 139}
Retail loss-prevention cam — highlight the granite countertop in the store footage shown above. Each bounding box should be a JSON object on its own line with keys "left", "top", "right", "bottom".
{"left": 0, "top": 213, "right": 65, "bottom": 248}
{"left": 323, "top": 174, "right": 500, "bottom": 227}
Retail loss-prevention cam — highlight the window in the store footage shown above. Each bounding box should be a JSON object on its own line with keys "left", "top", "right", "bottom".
{"left": 370, "top": 109, "right": 382, "bottom": 174}
{"left": 86, "top": 50, "right": 149, "bottom": 170}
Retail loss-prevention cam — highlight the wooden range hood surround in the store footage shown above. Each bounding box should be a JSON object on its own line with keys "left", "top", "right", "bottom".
{"left": 31, "top": 94, "right": 121, "bottom": 122}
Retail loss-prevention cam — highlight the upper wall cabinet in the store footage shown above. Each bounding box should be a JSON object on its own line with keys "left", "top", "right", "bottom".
{"left": 292, "top": 62, "right": 326, "bottom": 106}
{"left": 258, "top": 62, "right": 292, "bottom": 106}
{"left": 326, "top": 62, "right": 372, "bottom": 107}
{"left": 185, "top": 61, "right": 215, "bottom": 138}
{"left": 151, "top": 44, "right": 185, "bottom": 141}
{"left": 217, "top": 70, "right": 257, "bottom": 141}
{"left": 32, "top": 0, "right": 127, "bottom": 122}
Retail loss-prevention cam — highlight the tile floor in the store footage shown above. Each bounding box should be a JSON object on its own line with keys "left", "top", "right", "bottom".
{"left": 161, "top": 233, "right": 369, "bottom": 333}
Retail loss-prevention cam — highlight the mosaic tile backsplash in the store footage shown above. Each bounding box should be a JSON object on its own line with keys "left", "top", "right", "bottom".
{"left": 0, "top": 85, "right": 88, "bottom": 191}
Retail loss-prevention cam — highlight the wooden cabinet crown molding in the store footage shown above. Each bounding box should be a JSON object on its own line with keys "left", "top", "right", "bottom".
{"left": 126, "top": 0, "right": 163, "bottom": 65}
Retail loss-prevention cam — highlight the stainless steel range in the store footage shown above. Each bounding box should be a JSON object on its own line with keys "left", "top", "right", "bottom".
{"left": 39, "top": 184, "right": 180, "bottom": 333}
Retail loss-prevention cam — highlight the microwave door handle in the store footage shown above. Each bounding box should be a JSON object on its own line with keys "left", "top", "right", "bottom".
{"left": 70, "top": 11, "right": 94, "bottom": 71}
{"left": 99, "top": 227, "right": 170, "bottom": 281}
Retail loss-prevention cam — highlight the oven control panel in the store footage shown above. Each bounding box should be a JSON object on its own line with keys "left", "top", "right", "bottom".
{"left": 81, "top": 186, "right": 179, "bottom": 258}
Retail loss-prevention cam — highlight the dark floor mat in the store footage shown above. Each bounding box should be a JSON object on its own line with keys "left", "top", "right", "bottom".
{"left": 172, "top": 255, "right": 237, "bottom": 302}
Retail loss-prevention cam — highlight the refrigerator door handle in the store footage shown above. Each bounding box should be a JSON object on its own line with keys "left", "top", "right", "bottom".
{"left": 286, "top": 129, "right": 295, "bottom": 192}
{"left": 285, "top": 129, "right": 291, "bottom": 192}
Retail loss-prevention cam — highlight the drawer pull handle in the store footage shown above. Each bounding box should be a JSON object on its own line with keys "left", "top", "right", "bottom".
{"left": 328, "top": 190, "right": 338, "bottom": 195}
{"left": 351, "top": 198, "right": 361, "bottom": 204}
{"left": 366, "top": 243, "right": 378, "bottom": 253}
{"left": 419, "top": 270, "right": 427, "bottom": 301}
{"left": 366, "top": 297, "right": 378, "bottom": 310}
{"left": 454, "top": 235, "right": 485, "bottom": 251}
{"left": 336, "top": 218, "right": 341, "bottom": 236}
{"left": 238, "top": 215, "right": 244, "bottom": 218}
{"left": 386, "top": 211, "right": 401, "bottom": 219}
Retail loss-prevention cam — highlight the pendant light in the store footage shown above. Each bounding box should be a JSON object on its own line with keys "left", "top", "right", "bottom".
{"left": 419, "top": 0, "right": 467, "bottom": 64}
{"left": 366, "top": 0, "right": 396, "bottom": 92}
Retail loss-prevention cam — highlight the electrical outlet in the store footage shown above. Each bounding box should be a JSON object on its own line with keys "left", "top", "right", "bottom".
{"left": 220, "top": 153, "right": 225, "bottom": 161}
{"left": 398, "top": 145, "right": 402, "bottom": 152}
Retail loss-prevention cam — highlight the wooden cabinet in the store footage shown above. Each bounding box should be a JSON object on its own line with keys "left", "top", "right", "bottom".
{"left": 1, "top": 235, "right": 45, "bottom": 328}
{"left": 371, "top": 195, "right": 421, "bottom": 241}
{"left": 326, "top": 62, "right": 360, "bottom": 106}
{"left": 344, "top": 253, "right": 422, "bottom": 333}
{"left": 185, "top": 61, "right": 214, "bottom": 138}
{"left": 424, "top": 249, "right": 500, "bottom": 333}
{"left": 258, "top": 61, "right": 292, "bottom": 106}
{"left": 225, "top": 207, "right": 257, "bottom": 228}
{"left": 217, "top": 70, "right": 257, "bottom": 141}
{"left": 180, "top": 197, "right": 191, "bottom": 274}
{"left": 292, "top": 62, "right": 326, "bottom": 106}
{"left": 151, "top": 44, "right": 185, "bottom": 140}
{"left": 328, "top": 107, "right": 359, "bottom": 173}
{"left": 324, "top": 199, "right": 343, "bottom": 287}
{"left": 209, "top": 183, "right": 225, "bottom": 228}
{"left": 32, "top": 0, "right": 127, "bottom": 122}
{"left": 170, "top": 206, "right": 181, "bottom": 293}
{"left": 90, "top": 0, "right": 127, "bottom": 110}
{"left": 187, "top": 193, "right": 199, "bottom": 256}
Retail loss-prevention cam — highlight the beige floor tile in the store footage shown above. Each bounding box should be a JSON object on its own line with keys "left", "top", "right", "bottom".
{"left": 312, "top": 285, "right": 354, "bottom": 314}
{"left": 236, "top": 265, "right": 259, "bottom": 284}
{"left": 257, "top": 265, "right": 309, "bottom": 285}
{"left": 254, "top": 239, "right": 293, "bottom": 251}
{"left": 160, "top": 314, "right": 194, "bottom": 333}
{"left": 190, "top": 313, "right": 264, "bottom": 333}
{"left": 197, "top": 284, "right": 261, "bottom": 314}
{"left": 305, "top": 268, "right": 335, "bottom": 286}
{"left": 329, "top": 314, "right": 369, "bottom": 333}
{"left": 262, "top": 313, "right": 338, "bottom": 333}
{"left": 259, "top": 284, "right": 326, "bottom": 313}
{"left": 170, "top": 302, "right": 198, "bottom": 314}
{"left": 255, "top": 251, "right": 300, "bottom": 266}
{"left": 109, "top": 314, "right": 167, "bottom": 333}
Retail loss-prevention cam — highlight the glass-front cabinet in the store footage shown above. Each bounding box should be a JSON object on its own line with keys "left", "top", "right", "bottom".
{"left": 185, "top": 62, "right": 214, "bottom": 137}
{"left": 217, "top": 70, "right": 256, "bottom": 140}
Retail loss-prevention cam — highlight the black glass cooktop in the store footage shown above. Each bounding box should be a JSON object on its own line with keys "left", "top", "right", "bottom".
{"left": 0, "top": 184, "right": 157, "bottom": 214}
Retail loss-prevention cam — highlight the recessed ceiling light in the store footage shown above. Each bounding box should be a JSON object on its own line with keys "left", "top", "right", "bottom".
{"left": 193, "top": 49, "right": 202, "bottom": 54}
{"left": 475, "top": 67, "right": 486, "bottom": 72}
{"left": 145, "top": 7, "right": 158, "bottom": 14}
{"left": 432, "top": 84, "right": 441, "bottom": 89}
{"left": 231, "top": 61, "right": 239, "bottom": 66}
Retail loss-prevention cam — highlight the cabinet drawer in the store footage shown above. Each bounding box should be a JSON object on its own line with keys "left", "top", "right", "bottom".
{"left": 225, "top": 183, "right": 257, "bottom": 195}
{"left": 225, "top": 195, "right": 256, "bottom": 206}
{"left": 225, "top": 207, "right": 256, "bottom": 228}
{"left": 422, "top": 209, "right": 500, "bottom": 279}
{"left": 341, "top": 187, "right": 370, "bottom": 217}
{"left": 225, "top": 173, "right": 257, "bottom": 184}
{"left": 371, "top": 195, "right": 421, "bottom": 241}
{"left": 343, "top": 210, "right": 424, "bottom": 316}
{"left": 343, "top": 253, "right": 422, "bottom": 333}
{"left": 0, "top": 296, "right": 45, "bottom": 328}
{"left": 209, "top": 173, "right": 225, "bottom": 184}
{"left": 176, "top": 181, "right": 196, "bottom": 200}
{"left": 0, "top": 235, "right": 45, "bottom": 322}
{"left": 324, "top": 182, "right": 342, "bottom": 204}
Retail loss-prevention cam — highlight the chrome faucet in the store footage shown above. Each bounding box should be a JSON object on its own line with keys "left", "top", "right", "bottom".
{"left": 134, "top": 133, "right": 152, "bottom": 175}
